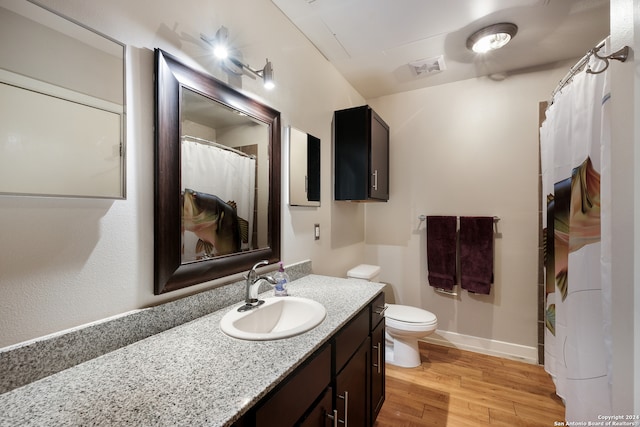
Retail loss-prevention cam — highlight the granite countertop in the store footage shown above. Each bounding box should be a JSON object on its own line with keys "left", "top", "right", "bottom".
{"left": 0, "top": 275, "right": 384, "bottom": 427}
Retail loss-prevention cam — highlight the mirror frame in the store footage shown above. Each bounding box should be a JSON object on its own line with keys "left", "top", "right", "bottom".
{"left": 154, "top": 49, "right": 281, "bottom": 295}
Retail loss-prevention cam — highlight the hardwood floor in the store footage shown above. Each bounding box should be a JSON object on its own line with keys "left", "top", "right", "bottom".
{"left": 374, "top": 342, "right": 565, "bottom": 426}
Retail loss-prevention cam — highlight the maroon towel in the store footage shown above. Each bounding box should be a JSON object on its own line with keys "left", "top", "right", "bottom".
{"left": 460, "top": 216, "right": 494, "bottom": 295}
{"left": 426, "top": 216, "right": 457, "bottom": 290}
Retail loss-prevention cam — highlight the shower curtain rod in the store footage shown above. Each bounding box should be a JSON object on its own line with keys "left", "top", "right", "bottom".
{"left": 182, "top": 134, "right": 256, "bottom": 160}
{"left": 549, "top": 38, "right": 630, "bottom": 105}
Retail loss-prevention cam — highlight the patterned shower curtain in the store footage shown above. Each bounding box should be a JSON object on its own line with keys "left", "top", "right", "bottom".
{"left": 181, "top": 138, "right": 256, "bottom": 261}
{"left": 540, "top": 39, "right": 612, "bottom": 421}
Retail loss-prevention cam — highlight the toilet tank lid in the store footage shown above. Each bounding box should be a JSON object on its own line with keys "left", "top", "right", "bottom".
{"left": 347, "top": 264, "right": 381, "bottom": 279}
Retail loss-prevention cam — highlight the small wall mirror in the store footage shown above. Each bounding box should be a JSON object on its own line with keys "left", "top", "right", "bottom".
{"left": 0, "top": 0, "right": 126, "bottom": 198}
{"left": 289, "top": 126, "right": 320, "bottom": 207}
{"left": 154, "top": 49, "right": 281, "bottom": 294}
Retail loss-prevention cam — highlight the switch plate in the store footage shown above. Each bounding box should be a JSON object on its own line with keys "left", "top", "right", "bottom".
{"left": 314, "top": 224, "right": 320, "bottom": 240}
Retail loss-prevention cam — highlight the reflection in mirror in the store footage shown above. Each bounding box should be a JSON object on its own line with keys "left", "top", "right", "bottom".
{"left": 154, "top": 49, "right": 281, "bottom": 294}
{"left": 181, "top": 88, "right": 269, "bottom": 261}
{"left": 289, "top": 127, "right": 320, "bottom": 207}
{"left": 0, "top": 0, "right": 126, "bottom": 198}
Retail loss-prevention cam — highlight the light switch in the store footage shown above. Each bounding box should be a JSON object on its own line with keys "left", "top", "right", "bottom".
{"left": 314, "top": 224, "right": 320, "bottom": 240}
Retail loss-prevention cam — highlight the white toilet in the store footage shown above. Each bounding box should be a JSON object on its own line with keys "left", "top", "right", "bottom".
{"left": 347, "top": 264, "right": 438, "bottom": 368}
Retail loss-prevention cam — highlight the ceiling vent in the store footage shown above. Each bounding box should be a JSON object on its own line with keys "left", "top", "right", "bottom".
{"left": 409, "top": 55, "right": 446, "bottom": 76}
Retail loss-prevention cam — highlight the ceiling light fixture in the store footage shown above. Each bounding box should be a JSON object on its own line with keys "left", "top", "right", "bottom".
{"left": 201, "top": 26, "right": 275, "bottom": 90}
{"left": 466, "top": 23, "right": 518, "bottom": 53}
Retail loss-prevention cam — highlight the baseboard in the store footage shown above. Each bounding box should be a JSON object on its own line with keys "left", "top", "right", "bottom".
{"left": 422, "top": 330, "right": 539, "bottom": 364}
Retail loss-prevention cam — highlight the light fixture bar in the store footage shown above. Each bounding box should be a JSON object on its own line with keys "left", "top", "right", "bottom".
{"left": 202, "top": 27, "right": 275, "bottom": 89}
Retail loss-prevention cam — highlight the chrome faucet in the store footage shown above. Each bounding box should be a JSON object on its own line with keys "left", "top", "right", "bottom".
{"left": 239, "top": 260, "right": 277, "bottom": 312}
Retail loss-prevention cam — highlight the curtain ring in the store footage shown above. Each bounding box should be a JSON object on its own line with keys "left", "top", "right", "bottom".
{"left": 586, "top": 48, "right": 609, "bottom": 75}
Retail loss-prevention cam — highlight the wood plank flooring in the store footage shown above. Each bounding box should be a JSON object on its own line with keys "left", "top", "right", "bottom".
{"left": 374, "top": 342, "right": 565, "bottom": 426}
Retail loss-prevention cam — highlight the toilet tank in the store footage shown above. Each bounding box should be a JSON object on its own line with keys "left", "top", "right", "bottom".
{"left": 347, "top": 264, "right": 381, "bottom": 282}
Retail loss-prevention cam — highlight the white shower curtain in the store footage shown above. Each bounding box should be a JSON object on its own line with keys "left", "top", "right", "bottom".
{"left": 181, "top": 138, "right": 256, "bottom": 259}
{"left": 540, "top": 39, "right": 612, "bottom": 421}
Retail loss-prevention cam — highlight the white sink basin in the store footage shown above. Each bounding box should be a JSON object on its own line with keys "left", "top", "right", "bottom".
{"left": 220, "top": 297, "right": 327, "bottom": 340}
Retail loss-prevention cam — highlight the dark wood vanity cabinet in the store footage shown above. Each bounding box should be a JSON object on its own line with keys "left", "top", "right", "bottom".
{"left": 334, "top": 105, "right": 390, "bottom": 202}
{"left": 243, "top": 292, "right": 385, "bottom": 427}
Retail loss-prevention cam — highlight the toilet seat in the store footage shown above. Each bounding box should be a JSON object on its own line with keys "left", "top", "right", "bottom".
{"left": 384, "top": 304, "right": 438, "bottom": 332}
{"left": 384, "top": 304, "right": 437, "bottom": 325}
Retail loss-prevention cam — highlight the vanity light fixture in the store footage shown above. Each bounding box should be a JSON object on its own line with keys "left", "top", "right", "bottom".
{"left": 201, "top": 26, "right": 275, "bottom": 90}
{"left": 466, "top": 23, "right": 518, "bottom": 53}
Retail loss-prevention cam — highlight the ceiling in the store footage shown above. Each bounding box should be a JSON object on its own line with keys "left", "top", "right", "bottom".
{"left": 271, "top": 0, "right": 610, "bottom": 98}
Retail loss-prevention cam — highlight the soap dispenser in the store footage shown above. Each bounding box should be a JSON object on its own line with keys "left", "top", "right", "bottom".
{"left": 273, "top": 262, "right": 289, "bottom": 296}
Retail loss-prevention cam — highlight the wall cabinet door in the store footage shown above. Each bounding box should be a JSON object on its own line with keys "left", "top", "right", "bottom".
{"left": 334, "top": 105, "right": 389, "bottom": 201}
{"left": 369, "top": 111, "right": 389, "bottom": 200}
{"left": 335, "top": 337, "right": 371, "bottom": 427}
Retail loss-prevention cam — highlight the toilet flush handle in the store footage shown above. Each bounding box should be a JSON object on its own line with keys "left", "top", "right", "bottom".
{"left": 374, "top": 305, "right": 387, "bottom": 316}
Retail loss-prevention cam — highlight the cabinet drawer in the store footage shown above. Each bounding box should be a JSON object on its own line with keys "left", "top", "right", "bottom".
{"left": 370, "top": 292, "right": 386, "bottom": 329}
{"left": 334, "top": 307, "right": 369, "bottom": 373}
{"left": 256, "top": 344, "right": 331, "bottom": 427}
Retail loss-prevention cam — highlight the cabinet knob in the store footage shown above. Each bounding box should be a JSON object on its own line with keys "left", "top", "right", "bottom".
{"left": 372, "top": 170, "right": 378, "bottom": 191}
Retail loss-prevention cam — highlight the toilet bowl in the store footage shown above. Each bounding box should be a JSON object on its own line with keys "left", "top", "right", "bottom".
{"left": 346, "top": 264, "right": 438, "bottom": 368}
{"left": 384, "top": 304, "right": 437, "bottom": 368}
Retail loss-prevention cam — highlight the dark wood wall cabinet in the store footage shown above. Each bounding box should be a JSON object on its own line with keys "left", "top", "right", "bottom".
{"left": 234, "top": 291, "right": 385, "bottom": 427}
{"left": 334, "top": 106, "right": 390, "bottom": 202}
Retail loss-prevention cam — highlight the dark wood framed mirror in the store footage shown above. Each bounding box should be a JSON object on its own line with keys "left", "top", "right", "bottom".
{"left": 154, "top": 49, "right": 281, "bottom": 294}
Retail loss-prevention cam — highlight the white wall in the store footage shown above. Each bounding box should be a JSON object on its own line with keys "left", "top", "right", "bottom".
{"left": 609, "top": 0, "right": 638, "bottom": 413}
{"left": 0, "top": 0, "right": 365, "bottom": 348}
{"left": 362, "top": 63, "right": 572, "bottom": 351}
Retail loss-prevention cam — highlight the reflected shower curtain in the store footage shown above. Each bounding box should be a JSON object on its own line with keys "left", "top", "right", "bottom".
{"left": 540, "top": 39, "right": 612, "bottom": 421}
{"left": 181, "top": 138, "right": 256, "bottom": 260}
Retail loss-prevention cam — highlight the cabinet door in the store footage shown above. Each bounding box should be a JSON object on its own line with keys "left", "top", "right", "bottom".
{"left": 334, "top": 106, "right": 369, "bottom": 201}
{"left": 335, "top": 308, "right": 370, "bottom": 373}
{"left": 369, "top": 110, "right": 389, "bottom": 201}
{"left": 256, "top": 345, "right": 331, "bottom": 427}
{"left": 299, "top": 387, "right": 333, "bottom": 427}
{"left": 335, "top": 337, "right": 370, "bottom": 427}
{"left": 370, "top": 320, "right": 385, "bottom": 423}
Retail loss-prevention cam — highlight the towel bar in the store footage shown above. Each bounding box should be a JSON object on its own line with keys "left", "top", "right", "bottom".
{"left": 418, "top": 214, "right": 500, "bottom": 223}
{"left": 434, "top": 287, "right": 458, "bottom": 296}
